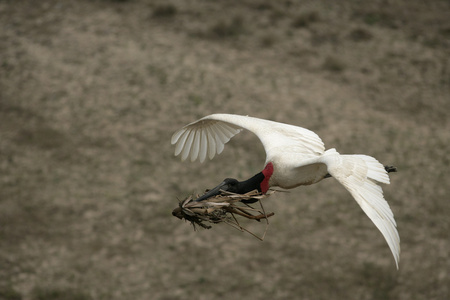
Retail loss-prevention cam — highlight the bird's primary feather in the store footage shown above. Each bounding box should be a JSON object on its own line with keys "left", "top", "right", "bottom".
{"left": 171, "top": 114, "right": 324, "bottom": 163}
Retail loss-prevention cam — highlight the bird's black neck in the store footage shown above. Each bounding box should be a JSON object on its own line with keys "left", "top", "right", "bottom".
{"left": 236, "top": 172, "right": 264, "bottom": 193}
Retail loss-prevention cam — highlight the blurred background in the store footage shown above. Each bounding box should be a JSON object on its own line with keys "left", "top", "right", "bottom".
{"left": 0, "top": 0, "right": 449, "bottom": 299}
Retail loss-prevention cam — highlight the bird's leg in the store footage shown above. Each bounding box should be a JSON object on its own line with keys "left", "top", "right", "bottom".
{"left": 324, "top": 165, "right": 397, "bottom": 179}
{"left": 384, "top": 165, "right": 397, "bottom": 173}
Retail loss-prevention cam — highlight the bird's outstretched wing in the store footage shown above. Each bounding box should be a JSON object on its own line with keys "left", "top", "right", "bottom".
{"left": 322, "top": 150, "right": 400, "bottom": 268}
{"left": 171, "top": 114, "right": 325, "bottom": 163}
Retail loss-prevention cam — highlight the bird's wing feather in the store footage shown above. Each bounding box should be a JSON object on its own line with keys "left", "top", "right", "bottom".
{"left": 171, "top": 114, "right": 325, "bottom": 163}
{"left": 323, "top": 150, "right": 400, "bottom": 268}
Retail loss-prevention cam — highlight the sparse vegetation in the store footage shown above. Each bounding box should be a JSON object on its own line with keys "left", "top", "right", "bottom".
{"left": 188, "top": 93, "right": 203, "bottom": 106}
{"left": 322, "top": 56, "right": 346, "bottom": 72}
{"left": 291, "top": 11, "right": 320, "bottom": 28}
{"left": 31, "top": 287, "right": 92, "bottom": 300}
{"left": 259, "top": 33, "right": 277, "bottom": 48}
{"left": 348, "top": 27, "right": 373, "bottom": 42}
{"left": 356, "top": 11, "right": 396, "bottom": 28}
{"left": 0, "top": 287, "right": 22, "bottom": 300}
{"left": 152, "top": 4, "right": 177, "bottom": 18}
{"left": 209, "top": 16, "right": 245, "bottom": 38}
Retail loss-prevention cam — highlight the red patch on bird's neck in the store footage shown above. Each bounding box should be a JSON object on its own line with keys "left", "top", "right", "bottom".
{"left": 261, "top": 162, "right": 273, "bottom": 193}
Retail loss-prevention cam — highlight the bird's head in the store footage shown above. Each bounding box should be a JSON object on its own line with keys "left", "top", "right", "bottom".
{"left": 193, "top": 178, "right": 240, "bottom": 202}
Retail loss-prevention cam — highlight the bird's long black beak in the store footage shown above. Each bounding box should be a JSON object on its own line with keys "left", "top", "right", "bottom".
{"left": 193, "top": 180, "right": 230, "bottom": 202}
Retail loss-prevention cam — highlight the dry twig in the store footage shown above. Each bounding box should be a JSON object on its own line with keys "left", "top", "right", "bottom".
{"left": 172, "top": 190, "right": 275, "bottom": 240}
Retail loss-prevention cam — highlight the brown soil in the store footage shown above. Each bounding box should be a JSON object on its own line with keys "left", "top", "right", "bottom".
{"left": 1, "top": 0, "right": 449, "bottom": 299}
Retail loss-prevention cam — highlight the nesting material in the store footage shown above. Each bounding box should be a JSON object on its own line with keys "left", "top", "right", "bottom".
{"left": 172, "top": 190, "right": 275, "bottom": 240}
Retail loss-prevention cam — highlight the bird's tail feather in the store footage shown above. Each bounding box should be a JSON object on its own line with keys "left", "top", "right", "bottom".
{"left": 344, "top": 154, "right": 390, "bottom": 184}
{"left": 322, "top": 149, "right": 400, "bottom": 268}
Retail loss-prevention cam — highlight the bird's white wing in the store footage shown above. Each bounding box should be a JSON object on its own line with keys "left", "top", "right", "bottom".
{"left": 323, "top": 150, "right": 400, "bottom": 268}
{"left": 171, "top": 113, "right": 325, "bottom": 163}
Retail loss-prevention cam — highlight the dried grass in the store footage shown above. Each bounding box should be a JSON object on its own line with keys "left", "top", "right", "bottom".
{"left": 172, "top": 190, "right": 275, "bottom": 240}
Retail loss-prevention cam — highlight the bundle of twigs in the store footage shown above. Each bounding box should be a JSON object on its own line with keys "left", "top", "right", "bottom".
{"left": 172, "top": 190, "right": 275, "bottom": 240}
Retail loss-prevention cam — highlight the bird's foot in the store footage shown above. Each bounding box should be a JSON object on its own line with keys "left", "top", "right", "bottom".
{"left": 385, "top": 165, "right": 397, "bottom": 173}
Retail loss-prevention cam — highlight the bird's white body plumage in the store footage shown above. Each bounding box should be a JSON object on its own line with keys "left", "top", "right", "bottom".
{"left": 171, "top": 113, "right": 400, "bottom": 268}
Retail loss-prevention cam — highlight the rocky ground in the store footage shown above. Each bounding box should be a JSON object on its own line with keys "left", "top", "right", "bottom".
{"left": 0, "top": 0, "right": 449, "bottom": 299}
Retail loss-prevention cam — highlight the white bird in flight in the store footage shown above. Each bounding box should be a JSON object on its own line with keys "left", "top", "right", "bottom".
{"left": 171, "top": 113, "right": 400, "bottom": 268}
